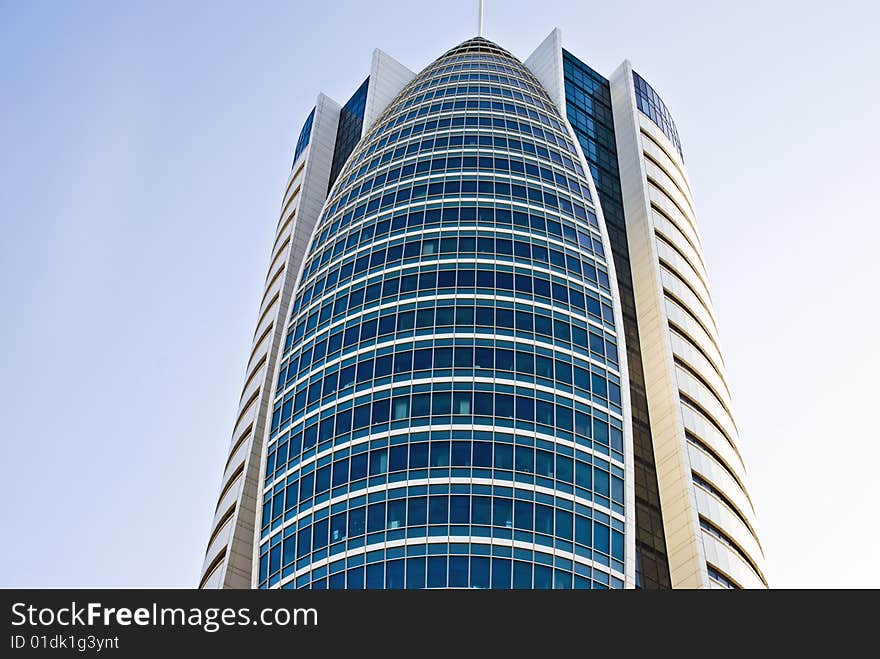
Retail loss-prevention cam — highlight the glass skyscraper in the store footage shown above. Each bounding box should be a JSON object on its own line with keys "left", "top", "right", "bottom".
{"left": 200, "top": 31, "right": 767, "bottom": 590}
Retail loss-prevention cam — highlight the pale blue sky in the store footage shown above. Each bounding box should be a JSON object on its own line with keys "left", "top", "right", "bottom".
{"left": 2, "top": 0, "right": 878, "bottom": 588}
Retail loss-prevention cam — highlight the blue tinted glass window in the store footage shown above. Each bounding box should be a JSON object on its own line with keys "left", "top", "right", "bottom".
{"left": 260, "top": 39, "right": 627, "bottom": 592}
{"left": 293, "top": 107, "right": 315, "bottom": 165}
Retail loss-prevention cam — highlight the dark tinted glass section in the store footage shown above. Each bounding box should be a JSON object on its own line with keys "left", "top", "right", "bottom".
{"left": 293, "top": 107, "right": 315, "bottom": 166}
{"left": 632, "top": 71, "right": 683, "bottom": 160}
{"left": 328, "top": 77, "right": 369, "bottom": 192}
{"left": 563, "top": 50, "right": 671, "bottom": 589}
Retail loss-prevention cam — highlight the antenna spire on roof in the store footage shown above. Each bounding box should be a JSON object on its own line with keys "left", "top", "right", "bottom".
{"left": 478, "top": 0, "right": 484, "bottom": 37}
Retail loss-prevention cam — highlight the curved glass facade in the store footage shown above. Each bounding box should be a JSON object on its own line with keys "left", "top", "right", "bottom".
{"left": 632, "top": 71, "right": 682, "bottom": 160}
{"left": 293, "top": 106, "right": 315, "bottom": 166}
{"left": 258, "top": 37, "right": 628, "bottom": 589}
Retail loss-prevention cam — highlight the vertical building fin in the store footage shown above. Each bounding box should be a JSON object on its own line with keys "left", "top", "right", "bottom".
{"left": 609, "top": 60, "right": 767, "bottom": 588}
{"left": 199, "top": 94, "right": 341, "bottom": 589}
{"left": 362, "top": 49, "right": 415, "bottom": 134}
{"left": 524, "top": 28, "right": 566, "bottom": 113}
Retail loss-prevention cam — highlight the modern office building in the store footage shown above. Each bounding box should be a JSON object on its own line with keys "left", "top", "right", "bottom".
{"left": 199, "top": 30, "right": 766, "bottom": 590}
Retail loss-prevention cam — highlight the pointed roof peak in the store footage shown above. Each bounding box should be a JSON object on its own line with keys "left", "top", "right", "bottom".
{"left": 439, "top": 35, "right": 519, "bottom": 62}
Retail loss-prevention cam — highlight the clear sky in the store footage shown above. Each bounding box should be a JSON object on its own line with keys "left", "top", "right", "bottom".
{"left": 1, "top": 0, "right": 878, "bottom": 588}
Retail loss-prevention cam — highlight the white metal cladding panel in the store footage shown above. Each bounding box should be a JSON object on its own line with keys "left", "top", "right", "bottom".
{"left": 280, "top": 169, "right": 305, "bottom": 215}
{"left": 679, "top": 402, "right": 747, "bottom": 481}
{"left": 639, "top": 128, "right": 693, "bottom": 199}
{"left": 660, "top": 269, "right": 721, "bottom": 344}
{"left": 664, "top": 297, "right": 725, "bottom": 374}
{"left": 260, "top": 265, "right": 288, "bottom": 312}
{"left": 674, "top": 364, "right": 738, "bottom": 443}
{"left": 232, "top": 392, "right": 261, "bottom": 440}
{"left": 651, "top": 222, "right": 711, "bottom": 300}
{"left": 267, "top": 234, "right": 293, "bottom": 278}
{"left": 202, "top": 511, "right": 236, "bottom": 575}
{"left": 274, "top": 204, "right": 298, "bottom": 248}
{"left": 669, "top": 332, "right": 732, "bottom": 409}
{"left": 200, "top": 562, "right": 225, "bottom": 590}
{"left": 671, "top": 359, "right": 728, "bottom": 426}
{"left": 252, "top": 289, "right": 283, "bottom": 344}
{"left": 524, "top": 28, "right": 566, "bottom": 112}
{"left": 219, "top": 428, "right": 252, "bottom": 487}
{"left": 701, "top": 532, "right": 765, "bottom": 589}
{"left": 657, "top": 262, "right": 721, "bottom": 336}
{"left": 647, "top": 185, "right": 704, "bottom": 263}
{"left": 244, "top": 333, "right": 274, "bottom": 382}
{"left": 363, "top": 49, "right": 416, "bottom": 134}
{"left": 693, "top": 486, "right": 764, "bottom": 576}
{"left": 639, "top": 131, "right": 696, "bottom": 215}
{"left": 655, "top": 238, "right": 714, "bottom": 315}
{"left": 652, "top": 211, "right": 708, "bottom": 283}
{"left": 212, "top": 472, "right": 246, "bottom": 528}
{"left": 201, "top": 543, "right": 227, "bottom": 586}
{"left": 238, "top": 362, "right": 269, "bottom": 413}
{"left": 660, "top": 271, "right": 713, "bottom": 339}
{"left": 687, "top": 442, "right": 755, "bottom": 523}
{"left": 643, "top": 162, "right": 700, "bottom": 238}
{"left": 271, "top": 193, "right": 302, "bottom": 259}
{"left": 223, "top": 435, "right": 263, "bottom": 590}
{"left": 638, "top": 119, "right": 698, "bottom": 216}
{"left": 244, "top": 317, "right": 278, "bottom": 397}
